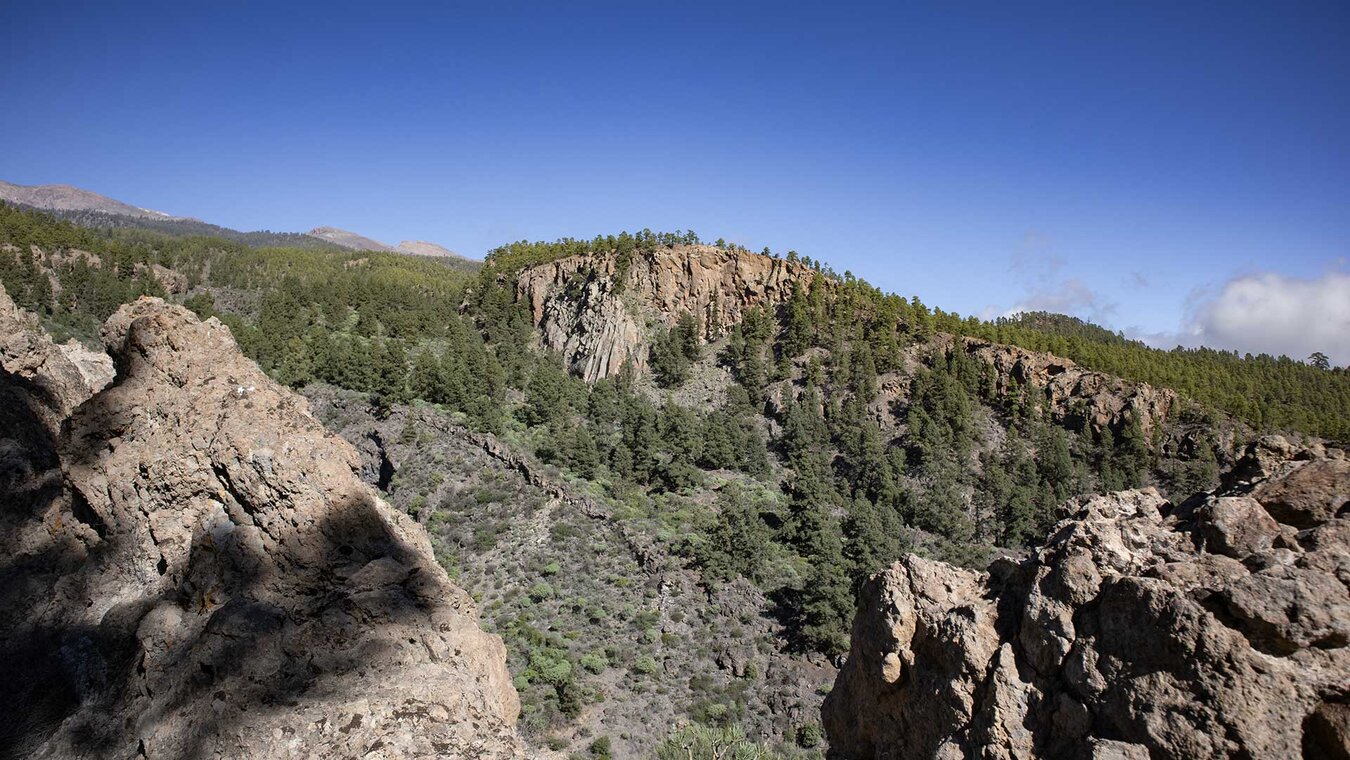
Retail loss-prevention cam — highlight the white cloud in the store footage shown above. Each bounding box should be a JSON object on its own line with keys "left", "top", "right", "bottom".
{"left": 1002, "top": 277, "right": 1116, "bottom": 322}
{"left": 1002, "top": 230, "right": 1116, "bottom": 323}
{"left": 1137, "top": 270, "right": 1350, "bottom": 366}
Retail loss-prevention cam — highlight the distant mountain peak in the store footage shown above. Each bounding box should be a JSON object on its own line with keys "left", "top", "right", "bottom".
{"left": 396, "top": 240, "right": 467, "bottom": 260}
{"left": 4, "top": 178, "right": 471, "bottom": 262}
{"left": 0, "top": 179, "right": 180, "bottom": 220}
{"left": 305, "top": 226, "right": 396, "bottom": 252}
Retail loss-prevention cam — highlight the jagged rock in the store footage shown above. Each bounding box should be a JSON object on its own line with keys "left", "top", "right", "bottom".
{"left": 0, "top": 291, "right": 523, "bottom": 759}
{"left": 824, "top": 438, "right": 1350, "bottom": 759}
{"left": 1305, "top": 701, "right": 1350, "bottom": 759}
{"left": 0, "top": 285, "right": 107, "bottom": 435}
{"left": 515, "top": 245, "right": 816, "bottom": 381}
{"left": 1251, "top": 457, "right": 1350, "bottom": 528}
{"left": 959, "top": 337, "right": 1178, "bottom": 438}
{"left": 1195, "top": 495, "right": 1280, "bottom": 558}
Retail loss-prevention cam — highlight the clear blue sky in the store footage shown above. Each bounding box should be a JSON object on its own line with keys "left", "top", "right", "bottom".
{"left": 3, "top": 1, "right": 1348, "bottom": 359}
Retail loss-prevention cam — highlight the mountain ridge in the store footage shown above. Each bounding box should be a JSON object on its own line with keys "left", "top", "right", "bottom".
{"left": 2, "top": 179, "right": 475, "bottom": 261}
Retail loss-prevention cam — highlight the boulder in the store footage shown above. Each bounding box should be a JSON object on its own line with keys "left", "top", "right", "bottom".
{"left": 0, "top": 290, "right": 524, "bottom": 759}
{"left": 824, "top": 437, "right": 1350, "bottom": 758}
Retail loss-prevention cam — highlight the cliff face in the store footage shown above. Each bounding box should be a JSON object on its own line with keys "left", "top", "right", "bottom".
{"left": 822, "top": 436, "right": 1349, "bottom": 759}
{"left": 0, "top": 286, "right": 522, "bottom": 759}
{"left": 515, "top": 245, "right": 816, "bottom": 382}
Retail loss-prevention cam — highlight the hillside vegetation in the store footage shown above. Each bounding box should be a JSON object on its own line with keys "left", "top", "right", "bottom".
{"left": 3, "top": 202, "right": 1347, "bottom": 755}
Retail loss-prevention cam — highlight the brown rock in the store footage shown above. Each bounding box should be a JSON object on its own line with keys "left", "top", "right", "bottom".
{"left": 959, "top": 338, "right": 1178, "bottom": 438}
{"left": 515, "top": 245, "right": 817, "bottom": 382}
{"left": 1304, "top": 702, "right": 1350, "bottom": 760}
{"left": 824, "top": 441, "right": 1350, "bottom": 758}
{"left": 0, "top": 294, "right": 524, "bottom": 759}
{"left": 1195, "top": 495, "right": 1280, "bottom": 558}
{"left": 1252, "top": 458, "right": 1350, "bottom": 528}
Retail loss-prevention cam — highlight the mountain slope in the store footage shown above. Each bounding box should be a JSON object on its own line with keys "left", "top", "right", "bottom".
{"left": 307, "top": 225, "right": 397, "bottom": 251}
{"left": 0, "top": 179, "right": 176, "bottom": 219}
{"left": 397, "top": 239, "right": 466, "bottom": 259}
{"left": 2, "top": 179, "right": 475, "bottom": 262}
{"left": 3, "top": 208, "right": 1346, "bottom": 756}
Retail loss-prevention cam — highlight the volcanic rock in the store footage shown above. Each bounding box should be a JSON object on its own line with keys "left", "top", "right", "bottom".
{"left": 0, "top": 287, "right": 523, "bottom": 759}
{"left": 823, "top": 437, "right": 1350, "bottom": 759}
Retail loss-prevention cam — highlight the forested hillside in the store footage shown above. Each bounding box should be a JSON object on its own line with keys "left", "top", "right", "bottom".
{"left": 3, "top": 201, "right": 1347, "bottom": 756}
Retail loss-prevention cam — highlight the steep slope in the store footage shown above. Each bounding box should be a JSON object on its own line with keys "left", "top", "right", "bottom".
{"left": 823, "top": 436, "right": 1349, "bottom": 758}
{"left": 0, "top": 180, "right": 176, "bottom": 219}
{"left": 0, "top": 285, "right": 523, "bottom": 759}
{"left": 307, "top": 386, "right": 837, "bottom": 757}
{"left": 516, "top": 244, "right": 816, "bottom": 381}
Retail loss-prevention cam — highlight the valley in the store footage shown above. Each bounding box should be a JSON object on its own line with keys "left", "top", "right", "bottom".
{"left": 0, "top": 201, "right": 1346, "bottom": 758}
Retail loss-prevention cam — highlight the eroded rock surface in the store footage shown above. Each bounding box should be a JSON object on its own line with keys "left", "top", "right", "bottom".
{"left": 515, "top": 245, "right": 816, "bottom": 381}
{"left": 0, "top": 289, "right": 522, "bottom": 759}
{"left": 824, "top": 436, "right": 1349, "bottom": 759}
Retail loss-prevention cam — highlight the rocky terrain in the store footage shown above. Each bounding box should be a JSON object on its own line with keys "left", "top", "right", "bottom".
{"left": 0, "top": 284, "right": 522, "bottom": 759}
{"left": 307, "top": 387, "right": 836, "bottom": 758}
{"left": 823, "top": 436, "right": 1349, "bottom": 758}
{"left": 957, "top": 336, "right": 1181, "bottom": 439}
{"left": 515, "top": 245, "right": 817, "bottom": 382}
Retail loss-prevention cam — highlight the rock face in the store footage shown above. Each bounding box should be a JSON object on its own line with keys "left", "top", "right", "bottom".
{"left": 823, "top": 436, "right": 1349, "bottom": 759}
{"left": 959, "top": 337, "right": 1179, "bottom": 439}
{"left": 515, "top": 245, "right": 816, "bottom": 382}
{"left": 0, "top": 287, "right": 522, "bottom": 759}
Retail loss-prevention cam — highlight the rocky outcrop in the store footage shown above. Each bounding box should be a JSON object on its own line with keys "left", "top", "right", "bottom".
{"left": 958, "top": 337, "right": 1179, "bottom": 439}
{"left": 823, "top": 436, "right": 1349, "bottom": 759}
{"left": 515, "top": 246, "right": 816, "bottom": 382}
{"left": 0, "top": 288, "right": 522, "bottom": 759}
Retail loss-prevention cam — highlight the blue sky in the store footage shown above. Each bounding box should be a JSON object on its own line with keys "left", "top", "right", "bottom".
{"left": 3, "top": 2, "right": 1348, "bottom": 361}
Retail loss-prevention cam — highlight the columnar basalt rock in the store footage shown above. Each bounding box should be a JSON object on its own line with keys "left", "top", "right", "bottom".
{"left": 824, "top": 436, "right": 1349, "bottom": 759}
{"left": 515, "top": 245, "right": 817, "bottom": 382}
{"left": 0, "top": 288, "right": 523, "bottom": 759}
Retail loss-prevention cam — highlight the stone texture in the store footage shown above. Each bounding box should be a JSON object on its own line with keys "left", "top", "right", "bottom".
{"left": 1195, "top": 495, "right": 1280, "bottom": 558}
{"left": 823, "top": 437, "right": 1350, "bottom": 759}
{"left": 0, "top": 288, "right": 523, "bottom": 759}
{"left": 515, "top": 245, "right": 816, "bottom": 382}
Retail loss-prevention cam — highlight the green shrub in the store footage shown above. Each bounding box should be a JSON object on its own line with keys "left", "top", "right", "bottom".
{"left": 588, "top": 736, "right": 612, "bottom": 759}
{"left": 653, "top": 725, "right": 774, "bottom": 760}
{"left": 579, "top": 651, "right": 608, "bottom": 674}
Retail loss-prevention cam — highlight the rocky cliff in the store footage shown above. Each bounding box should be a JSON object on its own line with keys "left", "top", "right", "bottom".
{"left": 0, "top": 285, "right": 523, "bottom": 759}
{"left": 958, "top": 336, "right": 1181, "bottom": 439}
{"left": 515, "top": 245, "right": 817, "bottom": 382}
{"left": 823, "top": 436, "right": 1349, "bottom": 759}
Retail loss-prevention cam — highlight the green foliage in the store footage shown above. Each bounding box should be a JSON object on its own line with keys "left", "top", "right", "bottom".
{"left": 588, "top": 736, "right": 613, "bottom": 759}
{"left": 691, "top": 487, "right": 774, "bottom": 583}
{"left": 653, "top": 725, "right": 778, "bottom": 760}
{"left": 633, "top": 655, "right": 660, "bottom": 676}
{"left": 650, "top": 312, "right": 701, "bottom": 388}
